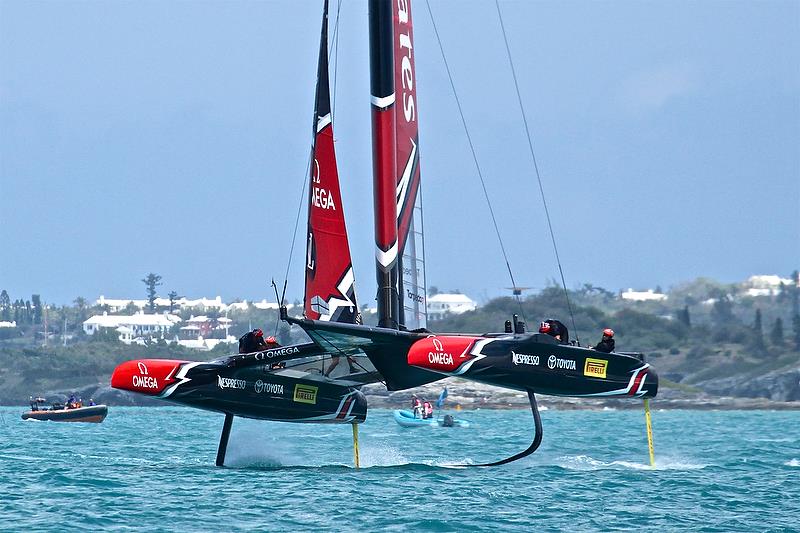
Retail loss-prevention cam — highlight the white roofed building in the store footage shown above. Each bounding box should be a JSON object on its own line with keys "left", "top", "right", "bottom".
{"left": 741, "top": 274, "right": 796, "bottom": 297}
{"left": 83, "top": 311, "right": 181, "bottom": 344}
{"left": 621, "top": 289, "right": 668, "bottom": 302}
{"left": 427, "top": 293, "right": 477, "bottom": 321}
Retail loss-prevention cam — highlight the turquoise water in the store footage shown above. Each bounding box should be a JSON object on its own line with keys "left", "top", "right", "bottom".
{"left": 0, "top": 406, "right": 797, "bottom": 531}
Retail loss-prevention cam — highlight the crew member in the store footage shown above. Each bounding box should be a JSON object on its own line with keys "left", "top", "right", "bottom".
{"left": 238, "top": 328, "right": 278, "bottom": 353}
{"left": 324, "top": 354, "right": 358, "bottom": 378}
{"left": 592, "top": 328, "right": 615, "bottom": 353}
{"left": 422, "top": 400, "right": 434, "bottom": 420}
{"left": 539, "top": 319, "right": 569, "bottom": 345}
{"left": 411, "top": 396, "right": 423, "bottom": 418}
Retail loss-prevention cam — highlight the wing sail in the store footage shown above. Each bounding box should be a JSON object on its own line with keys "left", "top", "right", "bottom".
{"left": 305, "top": 0, "right": 360, "bottom": 325}
{"left": 393, "top": 0, "right": 427, "bottom": 330}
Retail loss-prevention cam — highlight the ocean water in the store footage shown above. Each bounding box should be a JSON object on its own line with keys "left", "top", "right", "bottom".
{"left": 0, "top": 406, "right": 797, "bottom": 532}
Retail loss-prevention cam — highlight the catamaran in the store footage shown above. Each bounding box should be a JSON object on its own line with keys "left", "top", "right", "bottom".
{"left": 111, "top": 0, "right": 658, "bottom": 467}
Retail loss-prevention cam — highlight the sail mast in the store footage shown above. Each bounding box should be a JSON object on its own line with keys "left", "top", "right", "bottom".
{"left": 369, "top": 0, "right": 400, "bottom": 329}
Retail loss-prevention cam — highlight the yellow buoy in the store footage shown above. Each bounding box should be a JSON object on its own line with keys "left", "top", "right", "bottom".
{"left": 644, "top": 399, "right": 655, "bottom": 468}
{"left": 352, "top": 423, "right": 360, "bottom": 469}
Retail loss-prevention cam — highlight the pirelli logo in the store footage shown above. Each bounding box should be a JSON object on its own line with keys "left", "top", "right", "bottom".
{"left": 293, "top": 384, "right": 318, "bottom": 405}
{"left": 584, "top": 358, "right": 608, "bottom": 379}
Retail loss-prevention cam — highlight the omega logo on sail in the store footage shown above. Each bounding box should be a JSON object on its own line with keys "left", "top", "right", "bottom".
{"left": 311, "top": 158, "right": 336, "bottom": 210}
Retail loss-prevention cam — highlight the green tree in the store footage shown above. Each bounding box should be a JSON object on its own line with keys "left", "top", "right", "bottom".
{"left": 677, "top": 305, "right": 691, "bottom": 328}
{"left": 168, "top": 291, "right": 180, "bottom": 313}
{"left": 793, "top": 314, "right": 800, "bottom": 351}
{"left": 73, "top": 297, "right": 88, "bottom": 323}
{"left": 31, "top": 294, "right": 42, "bottom": 324}
{"left": 0, "top": 290, "right": 10, "bottom": 321}
{"left": 142, "top": 273, "right": 162, "bottom": 312}
{"left": 711, "top": 295, "right": 734, "bottom": 325}
{"left": 769, "top": 317, "right": 784, "bottom": 347}
{"left": 750, "top": 308, "right": 766, "bottom": 355}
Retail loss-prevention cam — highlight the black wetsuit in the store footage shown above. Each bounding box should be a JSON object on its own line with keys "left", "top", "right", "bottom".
{"left": 238, "top": 331, "right": 268, "bottom": 353}
{"left": 593, "top": 338, "right": 615, "bottom": 353}
{"left": 543, "top": 319, "right": 570, "bottom": 345}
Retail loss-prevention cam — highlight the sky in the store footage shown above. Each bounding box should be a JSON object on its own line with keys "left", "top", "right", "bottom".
{"left": 1, "top": 0, "right": 798, "bottom": 306}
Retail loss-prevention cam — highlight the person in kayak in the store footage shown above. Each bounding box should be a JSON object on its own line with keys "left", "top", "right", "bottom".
{"left": 592, "top": 328, "right": 615, "bottom": 353}
{"left": 539, "top": 319, "right": 569, "bottom": 345}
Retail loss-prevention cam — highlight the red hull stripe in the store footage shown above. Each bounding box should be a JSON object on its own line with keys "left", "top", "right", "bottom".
{"left": 629, "top": 368, "right": 648, "bottom": 395}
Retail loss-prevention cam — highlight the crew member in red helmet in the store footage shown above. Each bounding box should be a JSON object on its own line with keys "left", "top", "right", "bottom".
{"left": 592, "top": 328, "right": 616, "bottom": 353}
{"left": 539, "top": 319, "right": 569, "bottom": 345}
{"left": 238, "top": 328, "right": 279, "bottom": 354}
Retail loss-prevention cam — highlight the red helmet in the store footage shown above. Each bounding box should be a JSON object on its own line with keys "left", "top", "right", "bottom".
{"left": 266, "top": 335, "right": 276, "bottom": 344}
{"left": 539, "top": 321, "right": 551, "bottom": 333}
{"left": 253, "top": 328, "right": 263, "bottom": 338}
{"left": 603, "top": 328, "right": 614, "bottom": 338}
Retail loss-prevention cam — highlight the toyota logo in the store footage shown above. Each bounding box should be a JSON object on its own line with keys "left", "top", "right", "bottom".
{"left": 137, "top": 362, "right": 149, "bottom": 375}
{"left": 547, "top": 355, "right": 556, "bottom": 369}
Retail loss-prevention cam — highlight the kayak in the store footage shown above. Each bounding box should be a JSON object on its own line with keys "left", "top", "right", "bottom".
{"left": 393, "top": 409, "right": 469, "bottom": 428}
{"left": 22, "top": 405, "right": 108, "bottom": 423}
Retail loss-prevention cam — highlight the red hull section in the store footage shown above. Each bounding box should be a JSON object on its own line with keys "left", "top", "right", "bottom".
{"left": 407, "top": 336, "right": 480, "bottom": 373}
{"left": 110, "top": 359, "right": 187, "bottom": 396}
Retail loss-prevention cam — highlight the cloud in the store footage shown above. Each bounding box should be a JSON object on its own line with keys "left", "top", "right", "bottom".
{"left": 618, "top": 62, "right": 698, "bottom": 113}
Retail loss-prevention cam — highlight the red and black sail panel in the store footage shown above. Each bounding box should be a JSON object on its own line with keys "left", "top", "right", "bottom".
{"left": 392, "top": 0, "right": 427, "bottom": 330}
{"left": 304, "top": 0, "right": 359, "bottom": 324}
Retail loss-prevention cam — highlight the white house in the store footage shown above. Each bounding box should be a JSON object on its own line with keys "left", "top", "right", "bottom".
{"left": 621, "top": 289, "right": 668, "bottom": 302}
{"left": 741, "top": 274, "right": 795, "bottom": 297}
{"left": 427, "top": 293, "right": 477, "bottom": 321}
{"left": 0, "top": 320, "right": 16, "bottom": 328}
{"left": 83, "top": 311, "right": 181, "bottom": 344}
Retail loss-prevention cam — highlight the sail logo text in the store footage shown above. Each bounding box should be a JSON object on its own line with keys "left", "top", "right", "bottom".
{"left": 511, "top": 352, "right": 539, "bottom": 366}
{"left": 254, "top": 380, "right": 284, "bottom": 395}
{"left": 217, "top": 375, "right": 246, "bottom": 390}
{"left": 397, "top": 0, "right": 416, "bottom": 123}
{"left": 312, "top": 187, "right": 336, "bottom": 211}
{"left": 584, "top": 358, "right": 608, "bottom": 379}
{"left": 547, "top": 355, "right": 577, "bottom": 371}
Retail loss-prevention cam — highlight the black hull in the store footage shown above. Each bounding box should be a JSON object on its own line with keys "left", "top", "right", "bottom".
{"left": 458, "top": 336, "right": 657, "bottom": 398}
{"left": 22, "top": 405, "right": 108, "bottom": 423}
{"left": 112, "top": 356, "right": 367, "bottom": 424}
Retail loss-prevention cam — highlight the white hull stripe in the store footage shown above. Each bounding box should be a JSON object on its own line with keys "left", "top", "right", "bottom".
{"left": 371, "top": 93, "right": 396, "bottom": 109}
{"left": 159, "top": 362, "right": 204, "bottom": 398}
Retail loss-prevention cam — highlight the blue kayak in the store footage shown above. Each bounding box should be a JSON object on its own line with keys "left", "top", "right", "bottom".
{"left": 393, "top": 410, "right": 470, "bottom": 428}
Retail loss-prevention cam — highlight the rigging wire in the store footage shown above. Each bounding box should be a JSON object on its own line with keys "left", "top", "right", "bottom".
{"left": 494, "top": 0, "right": 579, "bottom": 343}
{"left": 423, "top": 0, "right": 525, "bottom": 322}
